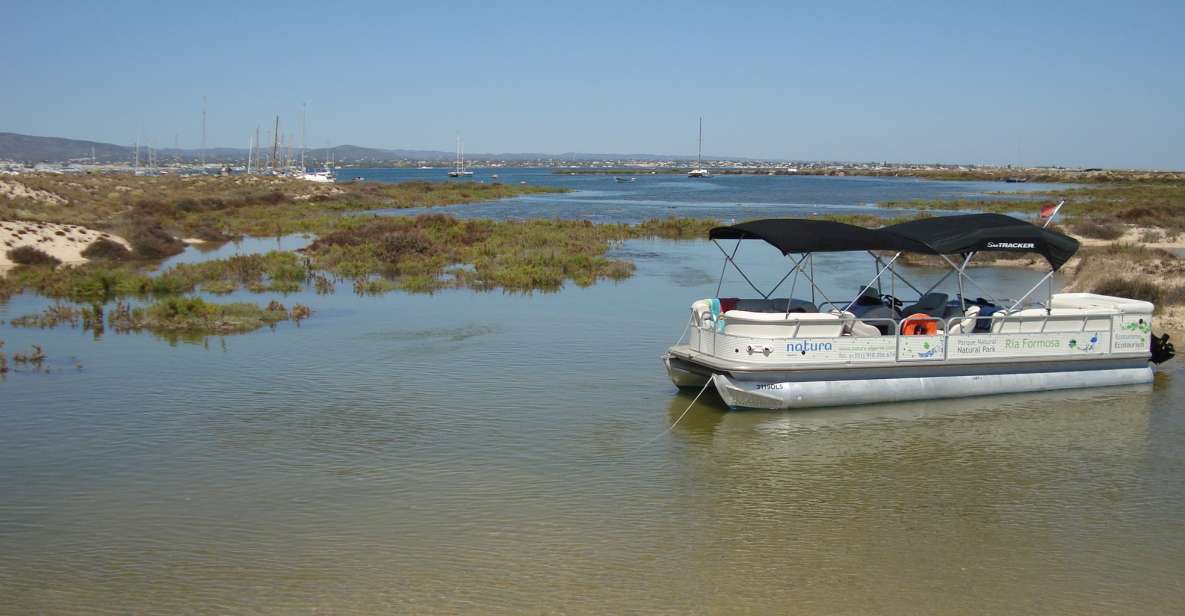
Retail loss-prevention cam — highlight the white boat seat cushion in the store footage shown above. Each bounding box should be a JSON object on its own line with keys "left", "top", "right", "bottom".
{"left": 722, "top": 311, "right": 845, "bottom": 338}
{"left": 947, "top": 305, "right": 981, "bottom": 335}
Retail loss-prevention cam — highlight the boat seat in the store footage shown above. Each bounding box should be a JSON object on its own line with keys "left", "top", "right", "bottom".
{"left": 831, "top": 310, "right": 881, "bottom": 337}
{"left": 1050, "top": 293, "right": 1154, "bottom": 314}
{"left": 721, "top": 311, "right": 844, "bottom": 338}
{"left": 900, "top": 292, "right": 948, "bottom": 318}
{"left": 732, "top": 298, "right": 818, "bottom": 313}
{"left": 850, "top": 302, "right": 897, "bottom": 334}
{"left": 946, "top": 305, "right": 981, "bottom": 335}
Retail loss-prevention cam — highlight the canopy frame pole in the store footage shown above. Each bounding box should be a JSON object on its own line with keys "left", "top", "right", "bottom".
{"left": 714, "top": 239, "right": 742, "bottom": 297}
{"left": 868, "top": 251, "right": 926, "bottom": 298}
{"left": 712, "top": 239, "right": 766, "bottom": 298}
{"left": 937, "top": 253, "right": 1002, "bottom": 306}
{"left": 1006, "top": 269, "right": 1057, "bottom": 314}
{"left": 785, "top": 252, "right": 839, "bottom": 311}
{"left": 956, "top": 252, "right": 975, "bottom": 313}
{"left": 921, "top": 268, "right": 956, "bottom": 296}
{"left": 843, "top": 252, "right": 901, "bottom": 313}
{"left": 1042, "top": 200, "right": 1066, "bottom": 229}
{"left": 764, "top": 252, "right": 810, "bottom": 302}
{"left": 785, "top": 254, "right": 802, "bottom": 316}
{"left": 809, "top": 254, "right": 816, "bottom": 306}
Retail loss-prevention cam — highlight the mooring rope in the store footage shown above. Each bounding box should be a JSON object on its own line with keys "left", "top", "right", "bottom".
{"left": 675, "top": 317, "right": 691, "bottom": 347}
{"left": 643, "top": 379, "right": 713, "bottom": 446}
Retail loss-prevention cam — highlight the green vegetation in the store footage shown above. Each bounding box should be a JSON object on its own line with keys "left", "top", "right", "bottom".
{"left": 1, "top": 251, "right": 309, "bottom": 303}
{"left": 1, "top": 174, "right": 567, "bottom": 241}
{"left": 881, "top": 181, "right": 1185, "bottom": 237}
{"left": 10, "top": 297, "right": 310, "bottom": 336}
{"left": 306, "top": 215, "right": 718, "bottom": 293}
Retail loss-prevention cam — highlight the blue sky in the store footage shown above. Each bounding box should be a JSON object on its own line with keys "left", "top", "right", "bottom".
{"left": 2, "top": 1, "right": 1182, "bottom": 168}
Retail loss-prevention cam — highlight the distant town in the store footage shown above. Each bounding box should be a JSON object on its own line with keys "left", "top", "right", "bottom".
{"left": 1, "top": 131, "right": 1175, "bottom": 183}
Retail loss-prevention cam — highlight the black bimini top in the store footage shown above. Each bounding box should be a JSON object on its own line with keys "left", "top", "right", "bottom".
{"left": 708, "top": 219, "right": 903, "bottom": 254}
{"left": 708, "top": 213, "right": 1080, "bottom": 270}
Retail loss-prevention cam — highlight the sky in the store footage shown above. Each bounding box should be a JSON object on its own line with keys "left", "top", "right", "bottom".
{"left": 1, "top": 1, "right": 1183, "bottom": 169}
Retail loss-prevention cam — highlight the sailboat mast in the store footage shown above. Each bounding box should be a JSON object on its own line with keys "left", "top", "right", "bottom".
{"left": 697, "top": 116, "right": 703, "bottom": 165}
{"left": 301, "top": 102, "right": 307, "bottom": 171}
{"left": 201, "top": 96, "right": 207, "bottom": 169}
{"left": 271, "top": 115, "right": 280, "bottom": 171}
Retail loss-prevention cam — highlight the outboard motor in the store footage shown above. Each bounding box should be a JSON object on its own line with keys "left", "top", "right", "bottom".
{"left": 1151, "top": 333, "right": 1175, "bottom": 365}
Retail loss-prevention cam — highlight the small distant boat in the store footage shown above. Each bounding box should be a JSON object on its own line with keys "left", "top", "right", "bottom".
{"left": 491, "top": 174, "right": 499, "bottom": 179}
{"left": 615, "top": 176, "right": 636, "bottom": 183}
{"left": 417, "top": 165, "right": 433, "bottom": 169}
{"left": 352, "top": 176, "right": 365, "bottom": 182}
{"left": 447, "top": 135, "right": 474, "bottom": 177}
{"left": 688, "top": 117, "right": 711, "bottom": 178}
{"left": 1005, "top": 177, "right": 1029, "bottom": 183}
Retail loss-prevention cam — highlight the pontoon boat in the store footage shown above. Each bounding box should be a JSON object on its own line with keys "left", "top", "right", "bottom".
{"left": 663, "top": 214, "right": 1174, "bottom": 409}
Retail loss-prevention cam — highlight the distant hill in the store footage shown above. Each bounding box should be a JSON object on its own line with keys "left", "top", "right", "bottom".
{"left": 0, "top": 131, "right": 733, "bottom": 164}
{"left": 0, "top": 132, "right": 135, "bottom": 163}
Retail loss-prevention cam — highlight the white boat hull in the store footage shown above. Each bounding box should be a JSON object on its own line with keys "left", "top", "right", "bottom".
{"left": 664, "top": 354, "right": 1153, "bottom": 410}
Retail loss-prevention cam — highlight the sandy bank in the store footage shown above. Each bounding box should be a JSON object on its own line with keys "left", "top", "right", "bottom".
{"left": 1, "top": 220, "right": 131, "bottom": 268}
{"left": 1075, "top": 227, "right": 1185, "bottom": 250}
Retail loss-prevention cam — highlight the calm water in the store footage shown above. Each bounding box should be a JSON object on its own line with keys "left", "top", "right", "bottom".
{"left": 354, "top": 167, "right": 1067, "bottom": 222}
{"left": 2, "top": 176, "right": 1184, "bottom": 614}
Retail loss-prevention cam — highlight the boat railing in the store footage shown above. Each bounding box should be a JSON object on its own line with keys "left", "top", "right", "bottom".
{"left": 691, "top": 310, "right": 1123, "bottom": 362}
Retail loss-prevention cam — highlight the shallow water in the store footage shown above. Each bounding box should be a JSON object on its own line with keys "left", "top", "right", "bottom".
{"left": 2, "top": 179, "right": 1184, "bottom": 614}
{"left": 356, "top": 167, "right": 1066, "bottom": 222}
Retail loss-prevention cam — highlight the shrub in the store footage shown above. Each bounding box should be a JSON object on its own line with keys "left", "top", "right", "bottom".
{"left": 1092, "top": 277, "right": 1161, "bottom": 304}
{"left": 7, "top": 246, "right": 61, "bottom": 266}
{"left": 377, "top": 230, "right": 434, "bottom": 261}
{"left": 124, "top": 221, "right": 185, "bottom": 259}
{"left": 1138, "top": 228, "right": 1166, "bottom": 244}
{"left": 1070, "top": 219, "right": 1125, "bottom": 240}
{"left": 81, "top": 238, "right": 132, "bottom": 261}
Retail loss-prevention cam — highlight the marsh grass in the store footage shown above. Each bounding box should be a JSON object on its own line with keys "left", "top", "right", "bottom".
{"left": 2, "top": 174, "right": 567, "bottom": 241}
{"left": 1067, "top": 219, "right": 1125, "bottom": 240}
{"left": 1062, "top": 243, "right": 1185, "bottom": 312}
{"left": 882, "top": 181, "right": 1185, "bottom": 234}
{"left": 305, "top": 215, "right": 715, "bottom": 293}
{"left": 2, "top": 251, "right": 309, "bottom": 303}
{"left": 11, "top": 297, "right": 306, "bottom": 336}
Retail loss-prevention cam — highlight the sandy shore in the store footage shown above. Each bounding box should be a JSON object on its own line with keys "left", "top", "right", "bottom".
{"left": 1, "top": 220, "right": 132, "bottom": 268}
{"left": 1076, "top": 226, "right": 1185, "bottom": 250}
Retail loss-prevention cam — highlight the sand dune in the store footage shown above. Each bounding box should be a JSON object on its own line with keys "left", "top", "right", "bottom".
{"left": 1, "top": 220, "right": 131, "bottom": 268}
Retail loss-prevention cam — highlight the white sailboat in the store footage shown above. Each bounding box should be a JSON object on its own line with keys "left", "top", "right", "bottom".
{"left": 448, "top": 135, "right": 474, "bottom": 177}
{"left": 688, "top": 117, "right": 711, "bottom": 178}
